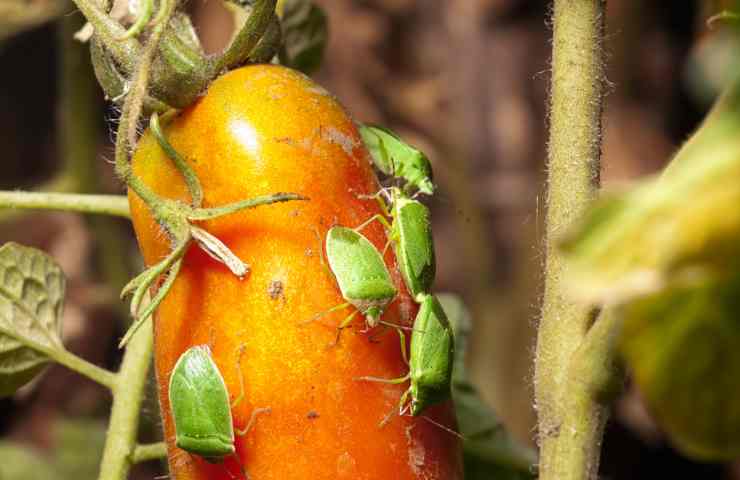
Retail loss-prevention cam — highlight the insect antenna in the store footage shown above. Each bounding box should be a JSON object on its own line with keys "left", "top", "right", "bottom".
{"left": 419, "top": 415, "right": 465, "bottom": 440}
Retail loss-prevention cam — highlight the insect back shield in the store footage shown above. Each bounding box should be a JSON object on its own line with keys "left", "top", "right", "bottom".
{"left": 325, "top": 226, "right": 397, "bottom": 328}
{"left": 169, "top": 345, "right": 235, "bottom": 461}
{"left": 393, "top": 197, "right": 436, "bottom": 302}
{"left": 409, "top": 295, "right": 454, "bottom": 416}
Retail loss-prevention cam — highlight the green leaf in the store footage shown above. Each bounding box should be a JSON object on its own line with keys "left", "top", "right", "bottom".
{"left": 0, "top": 242, "right": 65, "bottom": 397}
{"left": 560, "top": 107, "right": 740, "bottom": 304}
{"left": 52, "top": 418, "right": 107, "bottom": 480}
{"left": 437, "top": 294, "right": 537, "bottom": 478}
{"left": 621, "top": 271, "right": 740, "bottom": 461}
{"left": 279, "top": 0, "right": 328, "bottom": 74}
{"left": 0, "top": 441, "right": 57, "bottom": 480}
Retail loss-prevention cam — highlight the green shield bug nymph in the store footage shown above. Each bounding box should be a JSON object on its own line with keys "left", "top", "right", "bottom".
{"left": 358, "top": 294, "right": 454, "bottom": 418}
{"left": 169, "top": 345, "right": 270, "bottom": 473}
{"left": 321, "top": 226, "right": 397, "bottom": 340}
{"left": 359, "top": 124, "right": 435, "bottom": 196}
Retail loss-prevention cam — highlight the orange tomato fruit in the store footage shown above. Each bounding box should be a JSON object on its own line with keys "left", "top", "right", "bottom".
{"left": 129, "top": 65, "right": 462, "bottom": 480}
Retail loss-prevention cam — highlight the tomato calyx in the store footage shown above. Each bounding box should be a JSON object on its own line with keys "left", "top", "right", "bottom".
{"left": 81, "top": 0, "right": 278, "bottom": 110}
{"left": 118, "top": 112, "right": 307, "bottom": 347}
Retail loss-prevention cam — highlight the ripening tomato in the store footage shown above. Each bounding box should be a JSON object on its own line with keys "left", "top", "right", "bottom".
{"left": 129, "top": 65, "right": 462, "bottom": 480}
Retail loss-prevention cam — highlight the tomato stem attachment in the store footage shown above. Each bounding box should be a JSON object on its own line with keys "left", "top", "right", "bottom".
{"left": 117, "top": 0, "right": 154, "bottom": 40}
{"left": 78, "top": 0, "right": 280, "bottom": 109}
{"left": 208, "top": 0, "right": 278, "bottom": 74}
{"left": 248, "top": 13, "right": 283, "bottom": 63}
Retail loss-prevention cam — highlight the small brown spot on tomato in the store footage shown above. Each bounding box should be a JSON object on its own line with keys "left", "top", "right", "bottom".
{"left": 268, "top": 280, "right": 284, "bottom": 300}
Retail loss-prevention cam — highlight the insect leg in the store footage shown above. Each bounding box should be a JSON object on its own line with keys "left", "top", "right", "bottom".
{"left": 354, "top": 213, "right": 392, "bottom": 234}
{"left": 235, "top": 407, "right": 272, "bottom": 436}
{"left": 396, "top": 328, "right": 409, "bottom": 366}
{"left": 302, "top": 301, "right": 351, "bottom": 325}
{"left": 381, "top": 235, "right": 394, "bottom": 257}
{"left": 312, "top": 227, "right": 334, "bottom": 278}
{"left": 398, "top": 388, "right": 412, "bottom": 415}
{"left": 231, "top": 345, "right": 247, "bottom": 409}
{"left": 355, "top": 372, "right": 410, "bottom": 384}
{"left": 378, "top": 319, "right": 417, "bottom": 332}
{"left": 331, "top": 309, "right": 360, "bottom": 346}
{"left": 420, "top": 416, "right": 465, "bottom": 439}
{"left": 378, "top": 387, "right": 412, "bottom": 428}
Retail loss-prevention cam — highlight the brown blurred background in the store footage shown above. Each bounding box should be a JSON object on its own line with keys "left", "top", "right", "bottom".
{"left": 0, "top": 0, "right": 735, "bottom": 478}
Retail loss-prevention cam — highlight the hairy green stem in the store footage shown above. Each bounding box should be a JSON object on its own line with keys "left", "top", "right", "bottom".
{"left": 114, "top": 0, "right": 176, "bottom": 217}
{"left": 209, "top": 0, "right": 277, "bottom": 73}
{"left": 0, "top": 191, "right": 130, "bottom": 218}
{"left": 68, "top": 0, "right": 140, "bottom": 71}
{"left": 131, "top": 442, "right": 167, "bottom": 463}
{"left": 534, "top": 1, "right": 608, "bottom": 479}
{"left": 248, "top": 13, "right": 282, "bottom": 63}
{"left": 98, "top": 319, "right": 154, "bottom": 480}
{"left": 557, "top": 309, "right": 624, "bottom": 479}
{"left": 51, "top": 346, "right": 118, "bottom": 390}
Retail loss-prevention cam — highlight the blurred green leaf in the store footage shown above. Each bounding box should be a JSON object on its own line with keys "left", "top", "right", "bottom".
{"left": 279, "top": 0, "right": 328, "bottom": 74}
{"left": 0, "top": 0, "right": 64, "bottom": 44}
{"left": 0, "top": 242, "right": 65, "bottom": 397}
{"left": 685, "top": 30, "right": 740, "bottom": 106}
{"left": 620, "top": 270, "right": 740, "bottom": 460}
{"left": 0, "top": 442, "right": 57, "bottom": 480}
{"left": 52, "top": 418, "right": 106, "bottom": 480}
{"left": 0, "top": 419, "right": 106, "bottom": 480}
{"left": 560, "top": 103, "right": 740, "bottom": 305}
{"left": 437, "top": 294, "right": 537, "bottom": 479}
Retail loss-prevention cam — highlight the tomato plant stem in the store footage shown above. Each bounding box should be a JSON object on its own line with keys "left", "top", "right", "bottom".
{"left": 131, "top": 442, "right": 168, "bottom": 463}
{"left": 68, "top": 0, "right": 140, "bottom": 72}
{"left": 209, "top": 0, "right": 277, "bottom": 74}
{"left": 114, "top": 0, "right": 179, "bottom": 227}
{"left": 534, "top": 1, "right": 614, "bottom": 479}
{"left": 52, "top": 346, "right": 119, "bottom": 390}
{"left": 0, "top": 191, "right": 130, "bottom": 218}
{"left": 98, "top": 319, "right": 154, "bottom": 480}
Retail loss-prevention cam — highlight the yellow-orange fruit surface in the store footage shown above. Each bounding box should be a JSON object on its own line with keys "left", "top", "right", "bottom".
{"left": 129, "top": 65, "right": 462, "bottom": 480}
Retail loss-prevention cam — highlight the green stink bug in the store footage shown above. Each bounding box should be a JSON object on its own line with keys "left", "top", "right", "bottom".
{"left": 359, "top": 124, "right": 435, "bottom": 196}
{"left": 318, "top": 226, "right": 397, "bottom": 342}
{"left": 169, "top": 345, "right": 269, "bottom": 472}
{"left": 356, "top": 189, "right": 436, "bottom": 303}
{"left": 406, "top": 294, "right": 454, "bottom": 415}
{"left": 358, "top": 294, "right": 454, "bottom": 417}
